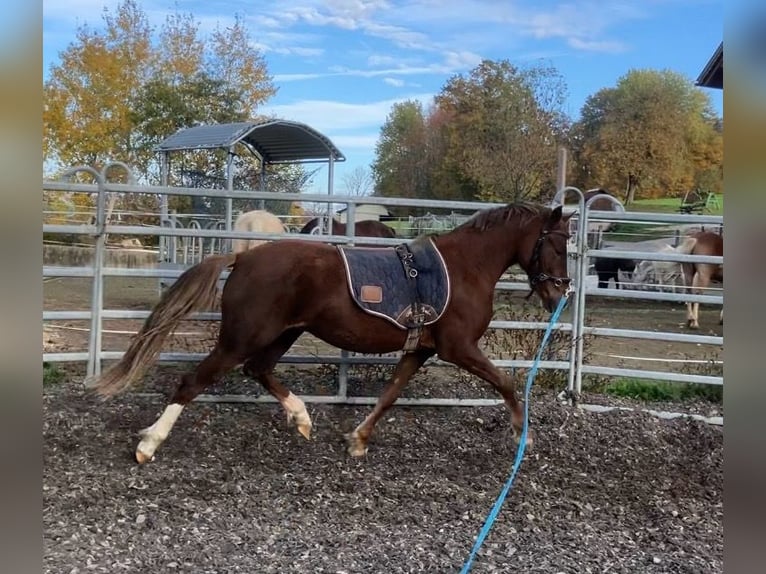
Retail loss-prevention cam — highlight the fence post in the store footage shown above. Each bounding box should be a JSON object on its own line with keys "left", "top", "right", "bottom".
{"left": 556, "top": 186, "right": 585, "bottom": 402}
{"left": 337, "top": 202, "right": 357, "bottom": 401}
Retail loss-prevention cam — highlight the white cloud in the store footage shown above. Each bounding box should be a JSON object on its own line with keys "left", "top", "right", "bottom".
{"left": 383, "top": 77, "right": 405, "bottom": 87}
{"left": 259, "top": 93, "right": 434, "bottom": 132}
{"left": 567, "top": 38, "right": 627, "bottom": 53}
{"left": 330, "top": 134, "right": 381, "bottom": 150}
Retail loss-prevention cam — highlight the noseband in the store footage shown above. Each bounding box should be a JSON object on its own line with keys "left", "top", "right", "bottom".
{"left": 525, "top": 229, "right": 571, "bottom": 300}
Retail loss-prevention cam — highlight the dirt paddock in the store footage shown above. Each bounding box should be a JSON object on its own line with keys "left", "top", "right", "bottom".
{"left": 44, "top": 276, "right": 723, "bottom": 573}
{"left": 44, "top": 380, "right": 722, "bottom": 574}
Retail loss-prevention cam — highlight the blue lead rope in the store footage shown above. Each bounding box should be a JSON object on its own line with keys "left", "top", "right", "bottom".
{"left": 459, "top": 294, "right": 570, "bottom": 574}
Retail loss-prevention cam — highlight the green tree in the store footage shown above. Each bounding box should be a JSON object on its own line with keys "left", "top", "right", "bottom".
{"left": 372, "top": 100, "right": 430, "bottom": 201}
{"left": 570, "top": 69, "right": 723, "bottom": 203}
{"left": 435, "top": 60, "right": 569, "bottom": 203}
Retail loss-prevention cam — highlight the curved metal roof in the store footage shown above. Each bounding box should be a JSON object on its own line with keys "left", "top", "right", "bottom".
{"left": 696, "top": 42, "right": 723, "bottom": 90}
{"left": 155, "top": 119, "right": 345, "bottom": 163}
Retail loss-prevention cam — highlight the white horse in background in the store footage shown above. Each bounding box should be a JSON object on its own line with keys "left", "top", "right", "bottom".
{"left": 632, "top": 244, "right": 685, "bottom": 293}
{"left": 232, "top": 210, "right": 287, "bottom": 254}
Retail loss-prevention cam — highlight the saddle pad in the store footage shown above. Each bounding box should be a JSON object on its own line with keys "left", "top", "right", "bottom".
{"left": 338, "top": 237, "right": 451, "bottom": 330}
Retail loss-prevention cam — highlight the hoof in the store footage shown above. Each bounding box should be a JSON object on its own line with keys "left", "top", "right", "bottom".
{"left": 687, "top": 321, "right": 699, "bottom": 330}
{"left": 297, "top": 422, "right": 312, "bottom": 440}
{"left": 345, "top": 432, "right": 368, "bottom": 457}
{"left": 135, "top": 449, "right": 154, "bottom": 464}
{"left": 512, "top": 428, "right": 535, "bottom": 449}
{"left": 287, "top": 412, "right": 313, "bottom": 440}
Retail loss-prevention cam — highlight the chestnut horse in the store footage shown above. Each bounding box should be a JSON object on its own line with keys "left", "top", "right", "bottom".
{"left": 676, "top": 231, "right": 723, "bottom": 329}
{"left": 299, "top": 217, "right": 397, "bottom": 239}
{"left": 90, "top": 203, "right": 572, "bottom": 463}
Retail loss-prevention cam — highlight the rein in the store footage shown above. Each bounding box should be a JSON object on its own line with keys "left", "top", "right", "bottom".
{"left": 525, "top": 229, "right": 571, "bottom": 300}
{"left": 459, "top": 291, "right": 571, "bottom": 574}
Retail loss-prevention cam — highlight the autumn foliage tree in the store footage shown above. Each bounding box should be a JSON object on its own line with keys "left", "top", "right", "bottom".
{"left": 569, "top": 69, "right": 723, "bottom": 203}
{"left": 372, "top": 60, "right": 569, "bottom": 205}
{"left": 44, "top": 1, "right": 275, "bottom": 177}
{"left": 43, "top": 0, "right": 282, "bottom": 222}
{"left": 435, "top": 60, "right": 568, "bottom": 203}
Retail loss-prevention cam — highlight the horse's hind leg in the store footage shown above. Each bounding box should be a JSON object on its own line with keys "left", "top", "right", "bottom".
{"left": 136, "top": 345, "right": 242, "bottom": 463}
{"left": 346, "top": 348, "right": 434, "bottom": 457}
{"left": 686, "top": 271, "right": 703, "bottom": 329}
{"left": 241, "top": 329, "right": 312, "bottom": 439}
{"left": 257, "top": 373, "right": 312, "bottom": 439}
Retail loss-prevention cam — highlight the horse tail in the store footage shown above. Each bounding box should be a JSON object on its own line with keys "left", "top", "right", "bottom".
{"left": 89, "top": 253, "right": 237, "bottom": 398}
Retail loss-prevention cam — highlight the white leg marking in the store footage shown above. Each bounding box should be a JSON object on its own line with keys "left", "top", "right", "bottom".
{"left": 281, "top": 392, "right": 312, "bottom": 439}
{"left": 137, "top": 403, "right": 184, "bottom": 461}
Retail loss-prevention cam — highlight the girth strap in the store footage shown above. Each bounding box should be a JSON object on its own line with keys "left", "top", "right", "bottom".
{"left": 394, "top": 243, "right": 426, "bottom": 352}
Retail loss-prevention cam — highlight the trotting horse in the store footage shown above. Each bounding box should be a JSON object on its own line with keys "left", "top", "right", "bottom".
{"left": 299, "top": 216, "right": 397, "bottom": 239}
{"left": 90, "top": 203, "right": 573, "bottom": 463}
{"left": 231, "top": 209, "right": 287, "bottom": 253}
{"left": 676, "top": 230, "right": 723, "bottom": 329}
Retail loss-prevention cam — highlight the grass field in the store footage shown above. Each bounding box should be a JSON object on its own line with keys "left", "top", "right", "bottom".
{"left": 628, "top": 193, "right": 724, "bottom": 215}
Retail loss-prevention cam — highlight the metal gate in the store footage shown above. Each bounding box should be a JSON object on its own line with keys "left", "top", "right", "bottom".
{"left": 43, "top": 169, "right": 723, "bottom": 407}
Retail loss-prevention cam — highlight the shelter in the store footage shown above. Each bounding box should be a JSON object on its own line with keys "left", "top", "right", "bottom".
{"left": 696, "top": 42, "right": 723, "bottom": 90}
{"left": 154, "top": 119, "right": 345, "bottom": 231}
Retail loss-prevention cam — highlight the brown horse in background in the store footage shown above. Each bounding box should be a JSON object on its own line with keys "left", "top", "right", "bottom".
{"left": 90, "top": 203, "right": 572, "bottom": 463}
{"left": 676, "top": 231, "right": 723, "bottom": 329}
{"left": 299, "top": 217, "right": 397, "bottom": 239}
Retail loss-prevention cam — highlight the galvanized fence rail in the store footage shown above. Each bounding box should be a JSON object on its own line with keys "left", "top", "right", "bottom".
{"left": 43, "top": 171, "right": 723, "bottom": 406}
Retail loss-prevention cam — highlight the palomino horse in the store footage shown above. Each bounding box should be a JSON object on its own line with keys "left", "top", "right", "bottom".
{"left": 299, "top": 217, "right": 397, "bottom": 239}
{"left": 231, "top": 209, "right": 286, "bottom": 253}
{"left": 90, "top": 203, "right": 573, "bottom": 463}
{"left": 676, "top": 231, "right": 723, "bottom": 329}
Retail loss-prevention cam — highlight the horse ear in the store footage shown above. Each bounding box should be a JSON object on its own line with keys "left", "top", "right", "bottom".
{"left": 550, "top": 205, "right": 563, "bottom": 224}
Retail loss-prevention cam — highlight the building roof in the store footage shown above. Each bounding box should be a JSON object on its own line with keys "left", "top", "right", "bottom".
{"left": 696, "top": 42, "right": 723, "bottom": 89}
{"left": 155, "top": 119, "right": 346, "bottom": 163}
{"left": 336, "top": 204, "right": 392, "bottom": 215}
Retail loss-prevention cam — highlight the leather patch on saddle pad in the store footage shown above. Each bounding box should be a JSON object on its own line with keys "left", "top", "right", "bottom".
{"left": 338, "top": 237, "right": 451, "bottom": 330}
{"left": 360, "top": 285, "right": 383, "bottom": 303}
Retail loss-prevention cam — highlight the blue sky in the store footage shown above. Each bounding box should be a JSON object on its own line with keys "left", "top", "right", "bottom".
{"left": 43, "top": 0, "right": 723, "bottom": 194}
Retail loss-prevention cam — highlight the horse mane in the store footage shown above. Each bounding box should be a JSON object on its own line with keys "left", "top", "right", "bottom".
{"left": 459, "top": 202, "right": 550, "bottom": 232}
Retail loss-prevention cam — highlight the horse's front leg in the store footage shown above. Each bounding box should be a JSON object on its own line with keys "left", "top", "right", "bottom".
{"left": 345, "top": 349, "right": 434, "bottom": 457}
{"left": 441, "top": 345, "right": 533, "bottom": 447}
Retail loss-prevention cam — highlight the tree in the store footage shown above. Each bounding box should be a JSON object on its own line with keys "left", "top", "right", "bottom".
{"left": 372, "top": 100, "right": 430, "bottom": 200}
{"left": 434, "top": 60, "right": 569, "bottom": 203}
{"left": 570, "top": 69, "right": 723, "bottom": 203}
{"left": 44, "top": 2, "right": 312, "bottom": 225}
{"left": 44, "top": 2, "right": 276, "bottom": 180}
{"left": 44, "top": 0, "right": 153, "bottom": 171}
{"left": 370, "top": 60, "right": 570, "bottom": 208}
{"left": 208, "top": 14, "right": 276, "bottom": 119}
{"left": 341, "top": 166, "right": 373, "bottom": 196}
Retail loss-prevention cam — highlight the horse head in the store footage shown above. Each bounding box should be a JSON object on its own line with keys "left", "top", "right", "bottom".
{"left": 525, "top": 205, "right": 574, "bottom": 312}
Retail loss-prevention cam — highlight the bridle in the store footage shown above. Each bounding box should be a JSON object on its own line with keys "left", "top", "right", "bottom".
{"left": 525, "top": 228, "right": 572, "bottom": 300}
